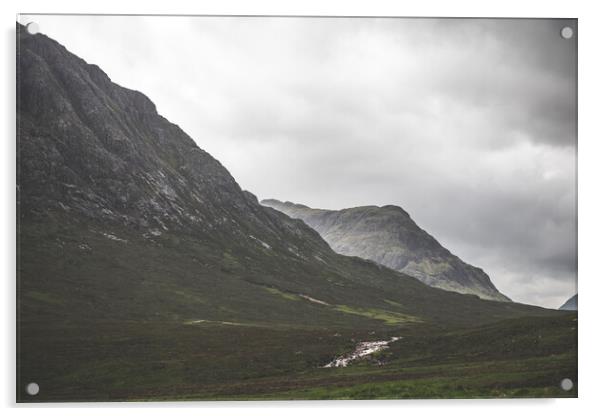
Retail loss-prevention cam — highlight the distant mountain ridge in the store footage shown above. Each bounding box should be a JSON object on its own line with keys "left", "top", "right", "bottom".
{"left": 261, "top": 199, "right": 510, "bottom": 302}
{"left": 559, "top": 294, "right": 577, "bottom": 311}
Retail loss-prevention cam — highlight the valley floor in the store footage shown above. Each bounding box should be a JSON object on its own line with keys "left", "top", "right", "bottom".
{"left": 17, "top": 314, "right": 577, "bottom": 402}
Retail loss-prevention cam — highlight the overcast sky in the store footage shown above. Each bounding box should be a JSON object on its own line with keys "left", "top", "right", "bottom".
{"left": 20, "top": 15, "right": 577, "bottom": 308}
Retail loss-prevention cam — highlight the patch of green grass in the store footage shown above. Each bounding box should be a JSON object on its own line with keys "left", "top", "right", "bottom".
{"left": 23, "top": 291, "right": 65, "bottom": 306}
{"left": 333, "top": 304, "right": 422, "bottom": 325}
{"left": 264, "top": 287, "right": 300, "bottom": 302}
{"left": 171, "top": 290, "right": 209, "bottom": 305}
{"left": 384, "top": 299, "right": 403, "bottom": 308}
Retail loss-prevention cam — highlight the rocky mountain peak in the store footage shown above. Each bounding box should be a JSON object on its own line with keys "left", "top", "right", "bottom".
{"left": 18, "top": 24, "right": 318, "bottom": 253}
{"left": 261, "top": 198, "right": 510, "bottom": 302}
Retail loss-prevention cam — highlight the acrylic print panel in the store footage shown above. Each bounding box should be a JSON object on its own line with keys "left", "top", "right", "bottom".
{"left": 16, "top": 15, "right": 577, "bottom": 402}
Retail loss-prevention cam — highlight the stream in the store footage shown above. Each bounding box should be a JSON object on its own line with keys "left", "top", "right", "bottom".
{"left": 322, "top": 336, "right": 402, "bottom": 368}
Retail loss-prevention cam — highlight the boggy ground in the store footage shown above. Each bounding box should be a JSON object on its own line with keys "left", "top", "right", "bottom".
{"left": 17, "top": 313, "right": 576, "bottom": 401}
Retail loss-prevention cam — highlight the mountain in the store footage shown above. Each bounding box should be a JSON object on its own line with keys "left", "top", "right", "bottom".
{"left": 16, "top": 24, "right": 565, "bottom": 401}
{"left": 17, "top": 22, "right": 536, "bottom": 330}
{"left": 559, "top": 294, "right": 577, "bottom": 311}
{"left": 261, "top": 199, "right": 509, "bottom": 302}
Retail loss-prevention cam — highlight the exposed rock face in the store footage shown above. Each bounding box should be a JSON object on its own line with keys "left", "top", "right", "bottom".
{"left": 261, "top": 199, "right": 510, "bottom": 302}
{"left": 559, "top": 295, "right": 577, "bottom": 311}
{"left": 21, "top": 31, "right": 260, "bottom": 236}
{"left": 17, "top": 24, "right": 335, "bottom": 258}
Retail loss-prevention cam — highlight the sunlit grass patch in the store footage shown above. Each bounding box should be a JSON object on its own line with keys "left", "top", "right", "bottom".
{"left": 333, "top": 305, "right": 422, "bottom": 325}
{"left": 264, "top": 287, "right": 300, "bottom": 302}
{"left": 24, "top": 291, "right": 65, "bottom": 306}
